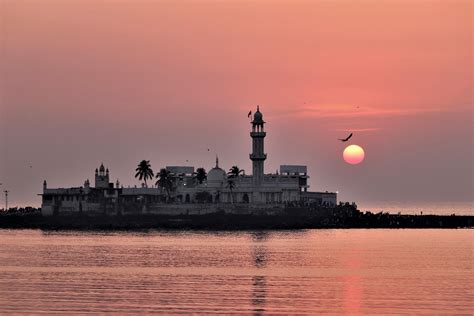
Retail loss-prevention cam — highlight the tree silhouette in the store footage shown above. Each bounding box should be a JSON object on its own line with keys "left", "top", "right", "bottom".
{"left": 135, "top": 160, "right": 154, "bottom": 187}
{"left": 156, "top": 168, "right": 173, "bottom": 201}
{"left": 228, "top": 165, "right": 245, "bottom": 178}
{"left": 194, "top": 167, "right": 207, "bottom": 184}
{"left": 227, "top": 178, "right": 235, "bottom": 204}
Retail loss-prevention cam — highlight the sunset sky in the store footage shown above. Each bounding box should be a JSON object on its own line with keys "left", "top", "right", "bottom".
{"left": 1, "top": 0, "right": 472, "bottom": 207}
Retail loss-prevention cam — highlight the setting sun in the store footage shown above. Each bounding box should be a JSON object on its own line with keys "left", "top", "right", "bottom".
{"left": 343, "top": 145, "right": 365, "bottom": 165}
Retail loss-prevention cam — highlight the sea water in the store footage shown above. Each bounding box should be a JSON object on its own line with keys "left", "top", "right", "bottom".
{"left": 0, "top": 229, "right": 472, "bottom": 314}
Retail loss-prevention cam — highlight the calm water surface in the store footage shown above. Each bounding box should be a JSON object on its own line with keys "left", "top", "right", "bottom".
{"left": 0, "top": 229, "right": 472, "bottom": 314}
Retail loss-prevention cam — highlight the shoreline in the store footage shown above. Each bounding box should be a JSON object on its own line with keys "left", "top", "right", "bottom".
{"left": 0, "top": 211, "right": 472, "bottom": 230}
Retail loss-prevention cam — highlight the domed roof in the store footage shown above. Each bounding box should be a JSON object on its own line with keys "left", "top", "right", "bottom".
{"left": 253, "top": 106, "right": 264, "bottom": 124}
{"left": 207, "top": 167, "right": 226, "bottom": 182}
{"left": 207, "top": 156, "right": 226, "bottom": 186}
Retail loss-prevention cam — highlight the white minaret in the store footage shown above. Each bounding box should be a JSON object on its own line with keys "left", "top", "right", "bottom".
{"left": 250, "top": 106, "right": 267, "bottom": 187}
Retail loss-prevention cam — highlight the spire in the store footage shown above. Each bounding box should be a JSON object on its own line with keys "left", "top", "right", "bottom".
{"left": 215, "top": 155, "right": 219, "bottom": 168}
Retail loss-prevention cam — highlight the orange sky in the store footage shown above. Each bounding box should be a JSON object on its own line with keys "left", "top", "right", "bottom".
{"left": 1, "top": 0, "right": 472, "bottom": 207}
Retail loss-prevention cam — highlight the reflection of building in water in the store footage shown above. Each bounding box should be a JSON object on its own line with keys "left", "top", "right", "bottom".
{"left": 251, "top": 231, "right": 269, "bottom": 315}
{"left": 252, "top": 232, "right": 269, "bottom": 268}
{"left": 252, "top": 276, "right": 266, "bottom": 314}
{"left": 40, "top": 107, "right": 337, "bottom": 216}
{"left": 251, "top": 231, "right": 269, "bottom": 242}
{"left": 253, "top": 246, "right": 267, "bottom": 269}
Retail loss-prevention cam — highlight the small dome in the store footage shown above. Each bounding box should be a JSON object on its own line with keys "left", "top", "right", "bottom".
{"left": 207, "top": 167, "right": 226, "bottom": 183}
{"left": 207, "top": 155, "right": 225, "bottom": 187}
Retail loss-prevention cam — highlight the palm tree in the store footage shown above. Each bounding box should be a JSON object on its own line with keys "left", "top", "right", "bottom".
{"left": 156, "top": 168, "right": 173, "bottom": 201}
{"left": 194, "top": 167, "right": 207, "bottom": 184}
{"left": 226, "top": 178, "right": 235, "bottom": 204}
{"left": 135, "top": 160, "right": 154, "bottom": 187}
{"left": 228, "top": 165, "right": 245, "bottom": 178}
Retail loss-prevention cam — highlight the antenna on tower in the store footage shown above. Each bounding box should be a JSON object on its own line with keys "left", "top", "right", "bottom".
{"left": 3, "top": 190, "right": 9, "bottom": 212}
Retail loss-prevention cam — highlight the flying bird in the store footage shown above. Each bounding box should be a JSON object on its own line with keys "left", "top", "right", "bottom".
{"left": 207, "top": 148, "right": 210, "bottom": 151}
{"left": 248, "top": 110, "right": 252, "bottom": 118}
{"left": 338, "top": 133, "right": 353, "bottom": 142}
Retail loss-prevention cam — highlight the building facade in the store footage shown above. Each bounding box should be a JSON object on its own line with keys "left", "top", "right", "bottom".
{"left": 41, "top": 107, "right": 337, "bottom": 215}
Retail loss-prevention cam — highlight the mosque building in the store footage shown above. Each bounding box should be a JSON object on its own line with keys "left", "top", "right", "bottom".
{"left": 40, "top": 107, "right": 337, "bottom": 215}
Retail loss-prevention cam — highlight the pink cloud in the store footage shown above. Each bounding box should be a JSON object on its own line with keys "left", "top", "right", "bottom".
{"left": 289, "top": 104, "right": 446, "bottom": 119}
{"left": 334, "top": 128, "right": 381, "bottom": 132}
